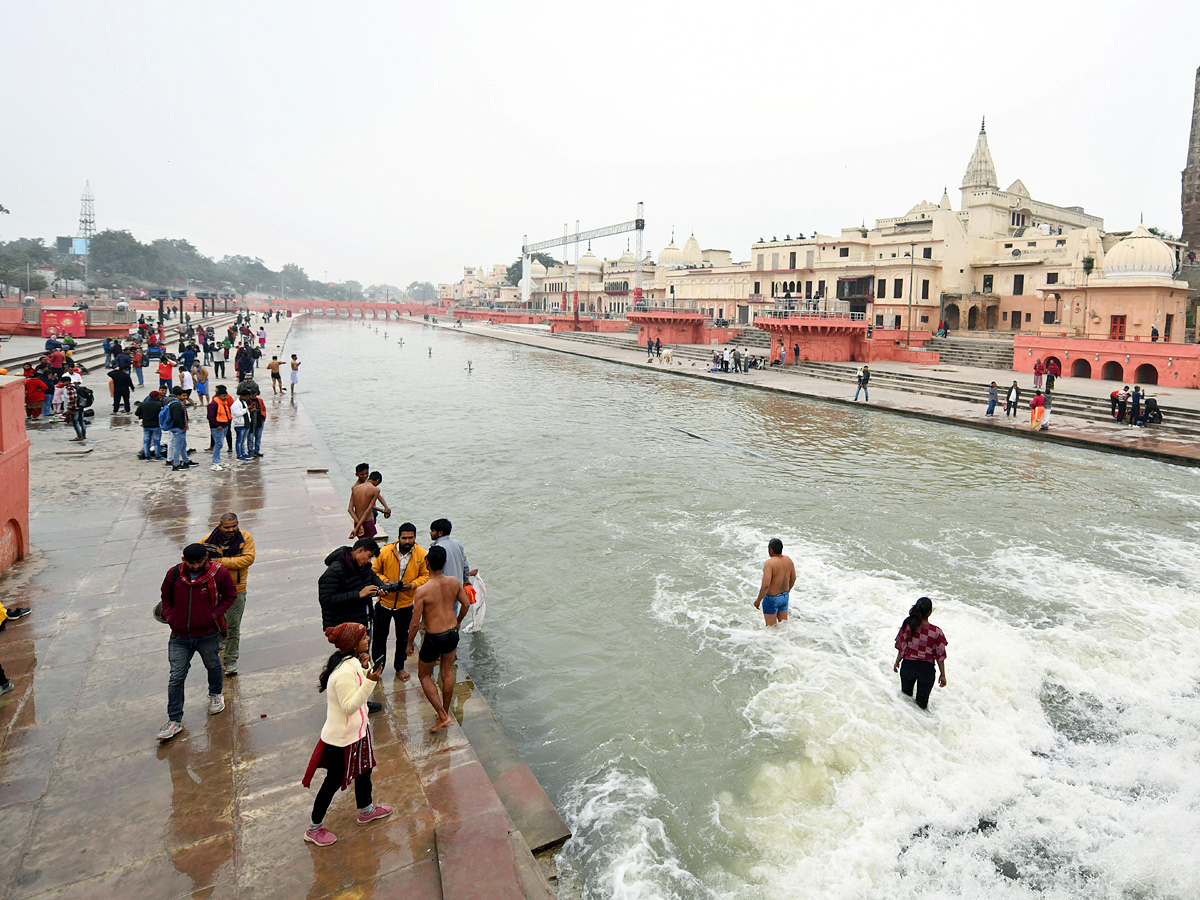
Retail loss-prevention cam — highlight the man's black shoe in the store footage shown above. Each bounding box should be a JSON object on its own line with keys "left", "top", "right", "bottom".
{"left": 367, "top": 700, "right": 382, "bottom": 715}
{"left": 6, "top": 607, "right": 31, "bottom": 621}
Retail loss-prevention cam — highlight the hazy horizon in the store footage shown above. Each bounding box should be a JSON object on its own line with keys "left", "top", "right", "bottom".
{"left": 3, "top": 1, "right": 1199, "bottom": 288}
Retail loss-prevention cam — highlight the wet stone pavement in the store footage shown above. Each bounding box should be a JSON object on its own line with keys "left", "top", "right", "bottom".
{"left": 0, "top": 334, "right": 561, "bottom": 900}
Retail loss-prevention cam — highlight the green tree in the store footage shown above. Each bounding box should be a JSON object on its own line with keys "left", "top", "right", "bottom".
{"left": 54, "top": 262, "right": 85, "bottom": 289}
{"left": 505, "top": 253, "right": 558, "bottom": 287}
{"left": 406, "top": 280, "right": 437, "bottom": 303}
{"left": 90, "top": 230, "right": 162, "bottom": 281}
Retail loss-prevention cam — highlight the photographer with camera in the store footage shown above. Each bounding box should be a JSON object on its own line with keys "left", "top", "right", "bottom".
{"left": 318, "top": 537, "right": 387, "bottom": 714}
{"left": 370, "top": 524, "right": 429, "bottom": 683}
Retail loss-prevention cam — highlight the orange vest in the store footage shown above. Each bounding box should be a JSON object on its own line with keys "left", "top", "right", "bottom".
{"left": 215, "top": 395, "right": 233, "bottom": 424}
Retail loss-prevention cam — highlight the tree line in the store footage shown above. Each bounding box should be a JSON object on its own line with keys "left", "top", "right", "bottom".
{"left": 0, "top": 229, "right": 436, "bottom": 302}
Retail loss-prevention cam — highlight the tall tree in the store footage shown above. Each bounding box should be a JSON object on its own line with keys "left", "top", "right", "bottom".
{"left": 406, "top": 280, "right": 437, "bottom": 303}
{"left": 505, "top": 253, "right": 558, "bottom": 287}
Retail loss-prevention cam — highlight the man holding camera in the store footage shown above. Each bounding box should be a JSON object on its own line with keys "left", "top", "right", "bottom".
{"left": 318, "top": 537, "right": 388, "bottom": 713}
{"left": 371, "top": 524, "right": 430, "bottom": 682}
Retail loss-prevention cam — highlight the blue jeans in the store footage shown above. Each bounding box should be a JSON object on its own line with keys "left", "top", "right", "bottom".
{"left": 135, "top": 366, "right": 144, "bottom": 386}
{"left": 70, "top": 407, "right": 86, "bottom": 438}
{"left": 104, "top": 351, "right": 112, "bottom": 367}
{"left": 986, "top": 399, "right": 998, "bottom": 415}
{"left": 211, "top": 426, "right": 227, "bottom": 464}
{"left": 143, "top": 427, "right": 162, "bottom": 459}
{"left": 855, "top": 384, "right": 869, "bottom": 401}
{"left": 42, "top": 394, "right": 53, "bottom": 417}
{"left": 167, "top": 631, "right": 222, "bottom": 722}
{"left": 170, "top": 428, "right": 188, "bottom": 466}
{"left": 251, "top": 423, "right": 263, "bottom": 455}
{"left": 234, "top": 426, "right": 248, "bottom": 459}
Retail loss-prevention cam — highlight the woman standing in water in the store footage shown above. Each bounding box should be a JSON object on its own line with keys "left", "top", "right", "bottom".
{"left": 301, "top": 623, "right": 392, "bottom": 846}
{"left": 893, "top": 596, "right": 947, "bottom": 710}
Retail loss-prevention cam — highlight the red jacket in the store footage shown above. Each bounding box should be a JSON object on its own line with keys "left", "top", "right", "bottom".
{"left": 161, "top": 559, "right": 237, "bottom": 638}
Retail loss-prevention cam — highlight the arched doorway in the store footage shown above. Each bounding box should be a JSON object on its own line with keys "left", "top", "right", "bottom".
{"left": 1071, "top": 359, "right": 1092, "bottom": 378}
{"left": 943, "top": 304, "right": 960, "bottom": 330}
{"left": 1135, "top": 363, "right": 1158, "bottom": 385}
{"left": 967, "top": 306, "right": 978, "bottom": 329}
{"left": 1101, "top": 361, "right": 1123, "bottom": 381}
{"left": 986, "top": 307, "right": 999, "bottom": 330}
{"left": 1044, "top": 356, "right": 1062, "bottom": 376}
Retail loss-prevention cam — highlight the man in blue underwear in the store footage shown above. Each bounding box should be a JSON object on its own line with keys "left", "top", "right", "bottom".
{"left": 754, "top": 538, "right": 796, "bottom": 627}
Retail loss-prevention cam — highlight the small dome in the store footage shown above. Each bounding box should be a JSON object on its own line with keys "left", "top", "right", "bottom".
{"left": 619, "top": 246, "right": 636, "bottom": 264}
{"left": 530, "top": 259, "right": 547, "bottom": 276}
{"left": 577, "top": 250, "right": 601, "bottom": 274}
{"left": 1103, "top": 224, "right": 1176, "bottom": 278}
{"left": 659, "top": 241, "right": 684, "bottom": 266}
{"left": 682, "top": 233, "right": 703, "bottom": 265}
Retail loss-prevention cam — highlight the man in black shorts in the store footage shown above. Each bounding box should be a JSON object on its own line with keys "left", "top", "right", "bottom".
{"left": 267, "top": 356, "right": 283, "bottom": 395}
{"left": 407, "top": 544, "right": 469, "bottom": 732}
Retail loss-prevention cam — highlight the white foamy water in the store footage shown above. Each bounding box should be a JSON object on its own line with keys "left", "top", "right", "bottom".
{"left": 293, "top": 320, "right": 1200, "bottom": 899}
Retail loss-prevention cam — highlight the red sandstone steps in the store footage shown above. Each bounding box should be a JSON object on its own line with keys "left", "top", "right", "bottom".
{"left": 397, "top": 673, "right": 567, "bottom": 899}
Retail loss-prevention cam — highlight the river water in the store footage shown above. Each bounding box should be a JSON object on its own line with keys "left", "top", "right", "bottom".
{"left": 289, "top": 318, "right": 1200, "bottom": 900}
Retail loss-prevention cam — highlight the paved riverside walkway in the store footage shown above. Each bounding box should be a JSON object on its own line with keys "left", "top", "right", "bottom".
{"left": 412, "top": 319, "right": 1200, "bottom": 466}
{"left": 0, "top": 315, "right": 563, "bottom": 900}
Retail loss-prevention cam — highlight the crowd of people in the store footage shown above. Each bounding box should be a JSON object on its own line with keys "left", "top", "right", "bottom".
{"left": 20, "top": 311, "right": 301, "bottom": 466}
{"left": 982, "top": 359, "right": 1161, "bottom": 430}
{"left": 149, "top": 479, "right": 481, "bottom": 846}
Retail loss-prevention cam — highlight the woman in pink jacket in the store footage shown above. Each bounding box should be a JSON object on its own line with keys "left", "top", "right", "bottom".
{"left": 301, "top": 623, "right": 393, "bottom": 846}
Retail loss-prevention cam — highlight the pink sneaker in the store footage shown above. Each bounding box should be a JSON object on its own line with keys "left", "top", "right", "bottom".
{"left": 304, "top": 826, "right": 337, "bottom": 847}
{"left": 356, "top": 804, "right": 393, "bottom": 826}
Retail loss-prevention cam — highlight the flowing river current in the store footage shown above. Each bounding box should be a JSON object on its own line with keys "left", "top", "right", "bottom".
{"left": 289, "top": 318, "right": 1200, "bottom": 900}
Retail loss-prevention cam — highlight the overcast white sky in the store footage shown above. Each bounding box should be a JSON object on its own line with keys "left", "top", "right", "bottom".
{"left": 3, "top": 1, "right": 1199, "bottom": 287}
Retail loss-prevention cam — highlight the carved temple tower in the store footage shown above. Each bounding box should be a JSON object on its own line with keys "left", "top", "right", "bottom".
{"left": 1182, "top": 66, "right": 1200, "bottom": 256}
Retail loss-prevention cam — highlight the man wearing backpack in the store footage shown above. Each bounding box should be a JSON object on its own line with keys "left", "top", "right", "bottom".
{"left": 62, "top": 375, "right": 88, "bottom": 442}
{"left": 161, "top": 386, "right": 195, "bottom": 471}
{"left": 156, "top": 543, "right": 238, "bottom": 742}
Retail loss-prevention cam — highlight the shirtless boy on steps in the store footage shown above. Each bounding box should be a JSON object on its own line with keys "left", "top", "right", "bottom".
{"left": 407, "top": 545, "right": 469, "bottom": 731}
{"left": 754, "top": 538, "right": 796, "bottom": 627}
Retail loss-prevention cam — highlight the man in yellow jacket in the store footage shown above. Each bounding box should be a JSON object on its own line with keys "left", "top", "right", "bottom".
{"left": 371, "top": 522, "right": 429, "bottom": 682}
{"left": 200, "top": 512, "right": 256, "bottom": 677}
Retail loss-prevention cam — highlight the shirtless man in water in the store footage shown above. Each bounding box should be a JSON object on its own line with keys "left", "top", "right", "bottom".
{"left": 348, "top": 471, "right": 391, "bottom": 539}
{"left": 754, "top": 538, "right": 796, "bottom": 627}
{"left": 407, "top": 545, "right": 469, "bottom": 731}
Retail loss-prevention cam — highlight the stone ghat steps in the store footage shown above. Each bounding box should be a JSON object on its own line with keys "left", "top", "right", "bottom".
{"left": 796, "top": 360, "right": 1200, "bottom": 438}
{"left": 928, "top": 336, "right": 1016, "bottom": 369}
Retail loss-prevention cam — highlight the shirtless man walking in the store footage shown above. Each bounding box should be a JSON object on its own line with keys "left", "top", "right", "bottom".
{"left": 407, "top": 545, "right": 469, "bottom": 731}
{"left": 348, "top": 471, "right": 391, "bottom": 539}
{"left": 754, "top": 538, "right": 796, "bottom": 627}
{"left": 267, "top": 356, "right": 283, "bottom": 394}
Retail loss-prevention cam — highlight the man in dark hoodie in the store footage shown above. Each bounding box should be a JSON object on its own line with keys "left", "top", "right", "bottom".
{"left": 135, "top": 390, "right": 165, "bottom": 460}
{"left": 157, "top": 543, "right": 238, "bottom": 742}
{"left": 318, "top": 537, "right": 386, "bottom": 712}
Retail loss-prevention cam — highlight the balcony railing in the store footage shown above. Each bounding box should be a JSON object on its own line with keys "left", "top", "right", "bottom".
{"left": 756, "top": 308, "right": 867, "bottom": 321}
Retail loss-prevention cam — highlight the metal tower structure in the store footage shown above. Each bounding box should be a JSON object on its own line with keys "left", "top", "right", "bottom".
{"left": 78, "top": 181, "right": 95, "bottom": 239}
{"left": 521, "top": 202, "right": 645, "bottom": 309}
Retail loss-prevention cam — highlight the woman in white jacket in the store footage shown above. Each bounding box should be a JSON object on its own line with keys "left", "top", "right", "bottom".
{"left": 230, "top": 391, "right": 251, "bottom": 462}
{"left": 301, "top": 622, "right": 393, "bottom": 846}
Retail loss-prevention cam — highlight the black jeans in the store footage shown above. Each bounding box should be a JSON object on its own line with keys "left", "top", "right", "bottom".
{"left": 214, "top": 360, "right": 226, "bottom": 377}
{"left": 900, "top": 659, "right": 936, "bottom": 709}
{"left": 372, "top": 604, "right": 413, "bottom": 671}
{"left": 113, "top": 389, "right": 130, "bottom": 413}
{"left": 0, "top": 658, "right": 7, "bottom": 684}
{"left": 311, "top": 743, "right": 372, "bottom": 825}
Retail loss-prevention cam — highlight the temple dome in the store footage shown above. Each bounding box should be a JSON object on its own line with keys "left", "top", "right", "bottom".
{"left": 681, "top": 233, "right": 703, "bottom": 266}
{"left": 1103, "top": 224, "right": 1176, "bottom": 278}
{"left": 576, "top": 250, "right": 601, "bottom": 274}
{"left": 530, "top": 258, "right": 547, "bottom": 276}
{"left": 659, "top": 241, "right": 684, "bottom": 266}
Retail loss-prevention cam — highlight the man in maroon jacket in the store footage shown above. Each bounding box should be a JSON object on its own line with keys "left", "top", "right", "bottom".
{"left": 158, "top": 543, "right": 238, "bottom": 742}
